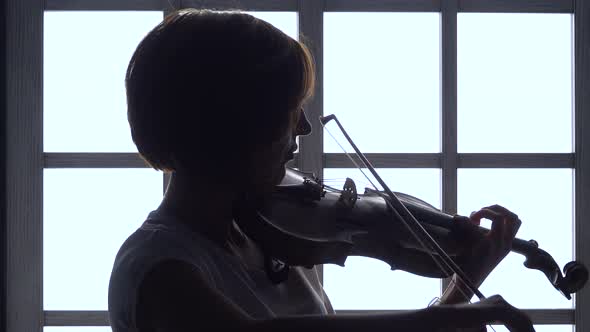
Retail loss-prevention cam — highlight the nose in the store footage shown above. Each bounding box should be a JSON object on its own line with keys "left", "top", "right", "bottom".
{"left": 296, "top": 109, "right": 312, "bottom": 136}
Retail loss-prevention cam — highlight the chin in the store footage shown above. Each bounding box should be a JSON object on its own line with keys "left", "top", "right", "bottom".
{"left": 274, "top": 165, "right": 287, "bottom": 183}
{"left": 255, "top": 165, "right": 286, "bottom": 194}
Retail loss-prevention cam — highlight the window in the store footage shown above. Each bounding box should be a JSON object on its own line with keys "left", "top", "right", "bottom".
{"left": 42, "top": 7, "right": 299, "bottom": 313}
{"left": 5, "top": 0, "right": 589, "bottom": 331}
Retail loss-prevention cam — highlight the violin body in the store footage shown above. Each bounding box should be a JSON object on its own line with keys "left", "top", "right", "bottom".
{"left": 234, "top": 167, "right": 588, "bottom": 300}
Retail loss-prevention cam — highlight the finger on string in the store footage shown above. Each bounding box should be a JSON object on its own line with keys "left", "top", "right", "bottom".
{"left": 453, "top": 215, "right": 482, "bottom": 237}
{"left": 503, "top": 218, "right": 520, "bottom": 245}
{"left": 471, "top": 208, "right": 505, "bottom": 242}
{"left": 484, "top": 204, "right": 519, "bottom": 221}
{"left": 484, "top": 204, "right": 521, "bottom": 238}
{"left": 467, "top": 211, "right": 481, "bottom": 226}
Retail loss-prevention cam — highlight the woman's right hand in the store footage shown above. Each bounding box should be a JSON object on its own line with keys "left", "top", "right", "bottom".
{"left": 460, "top": 294, "right": 535, "bottom": 332}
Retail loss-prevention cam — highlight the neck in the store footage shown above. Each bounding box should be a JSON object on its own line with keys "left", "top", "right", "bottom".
{"left": 157, "top": 171, "right": 241, "bottom": 249}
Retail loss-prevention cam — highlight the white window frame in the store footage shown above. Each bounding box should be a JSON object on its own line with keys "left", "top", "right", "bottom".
{"left": 5, "top": 0, "right": 589, "bottom": 330}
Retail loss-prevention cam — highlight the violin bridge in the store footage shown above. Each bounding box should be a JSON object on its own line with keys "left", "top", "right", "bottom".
{"left": 339, "top": 177, "right": 358, "bottom": 208}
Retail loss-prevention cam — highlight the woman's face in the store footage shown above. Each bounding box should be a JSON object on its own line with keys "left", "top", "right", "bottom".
{"left": 248, "top": 107, "right": 311, "bottom": 191}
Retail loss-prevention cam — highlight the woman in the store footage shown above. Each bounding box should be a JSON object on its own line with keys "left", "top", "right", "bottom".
{"left": 108, "top": 9, "right": 534, "bottom": 332}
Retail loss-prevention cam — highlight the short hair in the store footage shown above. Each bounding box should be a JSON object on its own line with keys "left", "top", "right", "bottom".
{"left": 125, "top": 9, "right": 315, "bottom": 179}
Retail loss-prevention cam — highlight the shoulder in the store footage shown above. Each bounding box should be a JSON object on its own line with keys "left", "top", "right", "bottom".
{"left": 136, "top": 259, "right": 251, "bottom": 330}
{"left": 109, "top": 222, "right": 218, "bottom": 329}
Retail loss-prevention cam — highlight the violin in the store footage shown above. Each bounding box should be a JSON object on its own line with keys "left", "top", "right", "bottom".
{"left": 235, "top": 167, "right": 587, "bottom": 300}
{"left": 234, "top": 114, "right": 588, "bottom": 303}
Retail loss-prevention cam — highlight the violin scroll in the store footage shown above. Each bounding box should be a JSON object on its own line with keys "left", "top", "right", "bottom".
{"left": 520, "top": 244, "right": 588, "bottom": 299}
{"left": 561, "top": 261, "right": 588, "bottom": 298}
{"left": 507, "top": 238, "right": 588, "bottom": 299}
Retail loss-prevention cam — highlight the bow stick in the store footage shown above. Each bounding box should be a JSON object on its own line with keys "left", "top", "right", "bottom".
{"left": 319, "top": 114, "right": 485, "bottom": 302}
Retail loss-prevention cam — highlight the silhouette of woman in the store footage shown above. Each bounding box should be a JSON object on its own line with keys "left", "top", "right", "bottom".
{"left": 108, "top": 9, "right": 534, "bottom": 332}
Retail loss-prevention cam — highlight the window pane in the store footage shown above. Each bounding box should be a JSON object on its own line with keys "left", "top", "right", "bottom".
{"left": 458, "top": 169, "right": 573, "bottom": 308}
{"left": 324, "top": 13, "right": 441, "bottom": 153}
{"left": 44, "top": 169, "right": 163, "bottom": 309}
{"left": 44, "top": 12, "right": 163, "bottom": 152}
{"left": 458, "top": 14, "right": 573, "bottom": 153}
{"left": 323, "top": 168, "right": 441, "bottom": 310}
{"left": 247, "top": 12, "right": 297, "bottom": 39}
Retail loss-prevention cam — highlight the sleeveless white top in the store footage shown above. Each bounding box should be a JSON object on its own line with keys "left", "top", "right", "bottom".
{"left": 108, "top": 209, "right": 334, "bottom": 331}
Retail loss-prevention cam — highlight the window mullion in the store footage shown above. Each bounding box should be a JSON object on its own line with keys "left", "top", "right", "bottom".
{"left": 41, "top": 308, "right": 576, "bottom": 326}
{"left": 298, "top": 0, "right": 325, "bottom": 283}
{"left": 440, "top": 0, "right": 458, "bottom": 293}
{"left": 298, "top": 0, "right": 325, "bottom": 179}
{"left": 458, "top": 0, "right": 573, "bottom": 13}
{"left": 6, "top": 0, "right": 44, "bottom": 332}
{"left": 162, "top": 8, "right": 174, "bottom": 194}
{"left": 45, "top": 0, "right": 297, "bottom": 11}
{"left": 575, "top": 1, "right": 590, "bottom": 331}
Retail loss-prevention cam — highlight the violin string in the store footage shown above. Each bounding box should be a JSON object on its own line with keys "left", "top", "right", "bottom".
{"left": 372, "top": 190, "right": 457, "bottom": 280}
{"left": 323, "top": 126, "right": 379, "bottom": 190}
{"left": 322, "top": 177, "right": 374, "bottom": 184}
{"left": 322, "top": 178, "right": 354, "bottom": 183}
{"left": 322, "top": 178, "right": 375, "bottom": 191}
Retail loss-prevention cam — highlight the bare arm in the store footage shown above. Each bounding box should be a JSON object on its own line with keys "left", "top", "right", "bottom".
{"left": 136, "top": 260, "right": 532, "bottom": 332}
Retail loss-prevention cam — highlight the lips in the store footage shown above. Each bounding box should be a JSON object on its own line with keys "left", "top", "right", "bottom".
{"left": 285, "top": 146, "right": 296, "bottom": 161}
{"left": 283, "top": 144, "right": 297, "bottom": 162}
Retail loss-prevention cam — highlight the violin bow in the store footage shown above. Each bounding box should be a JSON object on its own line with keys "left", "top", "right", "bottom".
{"left": 319, "top": 114, "right": 485, "bottom": 303}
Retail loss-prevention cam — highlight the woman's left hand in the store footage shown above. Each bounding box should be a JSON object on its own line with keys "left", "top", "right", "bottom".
{"left": 440, "top": 204, "right": 522, "bottom": 304}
